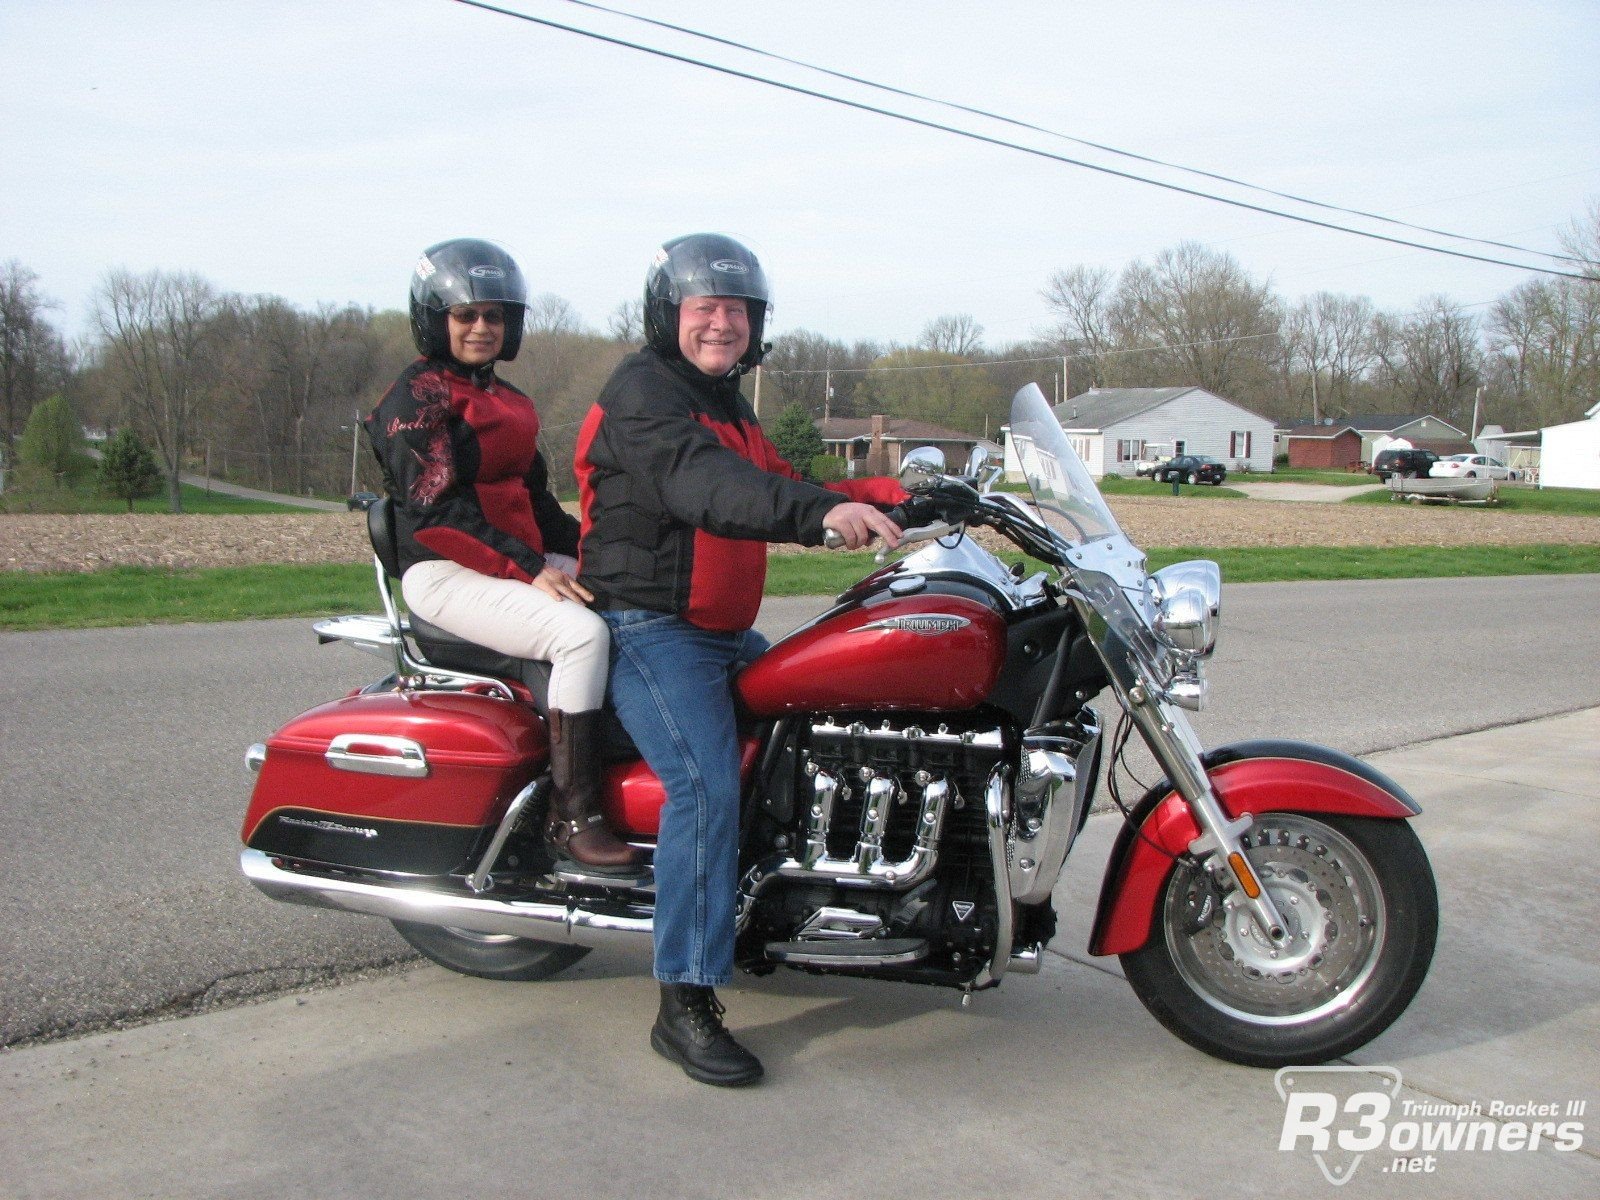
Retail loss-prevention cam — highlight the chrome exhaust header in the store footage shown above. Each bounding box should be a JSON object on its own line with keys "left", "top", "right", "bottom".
{"left": 239, "top": 849, "right": 653, "bottom": 951}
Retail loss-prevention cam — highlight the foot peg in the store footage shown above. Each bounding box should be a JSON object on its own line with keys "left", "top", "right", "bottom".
{"left": 551, "top": 861, "right": 654, "bottom": 889}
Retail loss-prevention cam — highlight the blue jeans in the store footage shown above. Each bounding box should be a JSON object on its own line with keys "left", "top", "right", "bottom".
{"left": 601, "top": 611, "right": 770, "bottom": 986}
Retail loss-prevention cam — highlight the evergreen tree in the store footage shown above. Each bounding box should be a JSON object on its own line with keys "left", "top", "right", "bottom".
{"left": 98, "top": 427, "right": 162, "bottom": 511}
{"left": 769, "top": 402, "right": 826, "bottom": 479}
{"left": 17, "top": 393, "right": 81, "bottom": 486}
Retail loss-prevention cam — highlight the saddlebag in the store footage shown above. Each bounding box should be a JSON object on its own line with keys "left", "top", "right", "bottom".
{"left": 242, "top": 690, "right": 546, "bottom": 876}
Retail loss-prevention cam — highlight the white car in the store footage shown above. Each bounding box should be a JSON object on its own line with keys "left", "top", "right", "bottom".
{"left": 1430, "top": 454, "right": 1518, "bottom": 481}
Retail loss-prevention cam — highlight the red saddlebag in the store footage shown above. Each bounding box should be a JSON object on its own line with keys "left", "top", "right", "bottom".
{"left": 242, "top": 691, "right": 546, "bottom": 876}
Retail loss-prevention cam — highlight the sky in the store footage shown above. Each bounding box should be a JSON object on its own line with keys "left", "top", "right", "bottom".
{"left": 5, "top": 1, "right": 1598, "bottom": 351}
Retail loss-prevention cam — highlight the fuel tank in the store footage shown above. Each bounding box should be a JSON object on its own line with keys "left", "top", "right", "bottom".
{"left": 736, "top": 592, "right": 1006, "bottom": 715}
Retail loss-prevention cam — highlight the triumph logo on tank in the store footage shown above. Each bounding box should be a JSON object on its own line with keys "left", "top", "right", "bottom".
{"left": 1275, "top": 1066, "right": 1587, "bottom": 1185}
{"left": 860, "top": 614, "right": 970, "bottom": 636}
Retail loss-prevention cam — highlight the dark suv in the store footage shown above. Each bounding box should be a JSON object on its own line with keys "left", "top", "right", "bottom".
{"left": 1156, "top": 455, "right": 1228, "bottom": 485}
{"left": 1370, "top": 448, "right": 1438, "bottom": 481}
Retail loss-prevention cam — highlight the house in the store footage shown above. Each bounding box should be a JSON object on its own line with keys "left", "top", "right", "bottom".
{"left": 1042, "top": 386, "right": 1276, "bottom": 478}
{"left": 1539, "top": 400, "right": 1600, "bottom": 490}
{"left": 818, "top": 414, "right": 997, "bottom": 477}
{"left": 1348, "top": 413, "right": 1469, "bottom": 465}
{"left": 1284, "top": 422, "right": 1364, "bottom": 471}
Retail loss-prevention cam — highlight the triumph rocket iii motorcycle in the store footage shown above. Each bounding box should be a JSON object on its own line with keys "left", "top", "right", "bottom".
{"left": 241, "top": 383, "right": 1437, "bottom": 1066}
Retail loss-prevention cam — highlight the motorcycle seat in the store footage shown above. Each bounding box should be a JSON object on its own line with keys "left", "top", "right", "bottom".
{"left": 366, "top": 498, "right": 639, "bottom": 762}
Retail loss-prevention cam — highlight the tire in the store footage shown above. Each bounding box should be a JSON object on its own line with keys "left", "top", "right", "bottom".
{"left": 1185, "top": 471, "right": 1198, "bottom": 485}
{"left": 1120, "top": 813, "right": 1437, "bottom": 1067}
{"left": 392, "top": 920, "right": 590, "bottom": 981}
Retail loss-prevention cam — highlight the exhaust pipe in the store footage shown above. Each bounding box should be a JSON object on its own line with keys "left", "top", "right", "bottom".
{"left": 240, "top": 849, "right": 653, "bottom": 952}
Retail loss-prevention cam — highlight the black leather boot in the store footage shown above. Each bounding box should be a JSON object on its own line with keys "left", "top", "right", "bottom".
{"left": 545, "top": 709, "right": 644, "bottom": 870}
{"left": 651, "top": 983, "right": 764, "bottom": 1087}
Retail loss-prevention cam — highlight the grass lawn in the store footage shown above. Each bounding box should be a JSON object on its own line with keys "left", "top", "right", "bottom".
{"left": 1345, "top": 483, "right": 1600, "bottom": 515}
{"left": 5, "top": 544, "right": 1599, "bottom": 631}
{"left": 1, "top": 479, "right": 312, "bottom": 515}
{"left": 1242, "top": 468, "right": 1377, "bottom": 486}
{"left": 1098, "top": 476, "right": 1248, "bottom": 499}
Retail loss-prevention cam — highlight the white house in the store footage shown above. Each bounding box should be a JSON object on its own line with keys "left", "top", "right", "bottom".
{"left": 1044, "top": 387, "right": 1276, "bottom": 478}
{"left": 1539, "top": 400, "right": 1600, "bottom": 490}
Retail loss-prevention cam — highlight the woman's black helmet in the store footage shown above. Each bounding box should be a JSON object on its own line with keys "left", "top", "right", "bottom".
{"left": 643, "top": 233, "right": 770, "bottom": 373}
{"left": 409, "top": 239, "right": 528, "bottom": 362}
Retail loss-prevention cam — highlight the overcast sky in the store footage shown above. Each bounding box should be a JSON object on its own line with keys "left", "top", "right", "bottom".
{"left": 5, "top": 1, "right": 1597, "bottom": 350}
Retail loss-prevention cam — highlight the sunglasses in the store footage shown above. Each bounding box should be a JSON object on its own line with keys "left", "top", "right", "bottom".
{"left": 448, "top": 306, "right": 505, "bottom": 326}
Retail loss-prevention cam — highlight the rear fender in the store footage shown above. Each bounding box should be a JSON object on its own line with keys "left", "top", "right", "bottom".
{"left": 1088, "top": 740, "right": 1419, "bottom": 957}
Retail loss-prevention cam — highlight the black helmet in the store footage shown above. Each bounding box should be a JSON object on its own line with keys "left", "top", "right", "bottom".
{"left": 409, "top": 238, "right": 528, "bottom": 362}
{"left": 643, "top": 233, "right": 770, "bottom": 374}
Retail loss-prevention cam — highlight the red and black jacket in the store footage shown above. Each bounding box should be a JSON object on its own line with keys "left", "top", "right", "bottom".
{"left": 366, "top": 358, "right": 578, "bottom": 583}
{"left": 575, "top": 348, "right": 906, "bottom": 632}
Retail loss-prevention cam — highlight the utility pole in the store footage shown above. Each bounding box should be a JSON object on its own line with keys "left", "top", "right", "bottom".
{"left": 348, "top": 412, "right": 361, "bottom": 497}
{"left": 1470, "top": 385, "right": 1484, "bottom": 442}
{"left": 753, "top": 364, "right": 763, "bottom": 418}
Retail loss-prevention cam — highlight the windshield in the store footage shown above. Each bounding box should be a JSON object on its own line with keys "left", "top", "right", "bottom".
{"left": 1007, "top": 383, "right": 1124, "bottom": 549}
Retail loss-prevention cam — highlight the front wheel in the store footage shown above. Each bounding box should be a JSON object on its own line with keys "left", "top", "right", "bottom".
{"left": 1186, "top": 471, "right": 1199, "bottom": 485}
{"left": 392, "top": 920, "right": 590, "bottom": 981}
{"left": 1120, "top": 813, "right": 1436, "bottom": 1067}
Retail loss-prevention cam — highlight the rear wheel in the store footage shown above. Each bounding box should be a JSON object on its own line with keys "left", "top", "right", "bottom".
{"left": 392, "top": 921, "right": 589, "bottom": 981}
{"left": 1121, "top": 813, "right": 1436, "bottom": 1066}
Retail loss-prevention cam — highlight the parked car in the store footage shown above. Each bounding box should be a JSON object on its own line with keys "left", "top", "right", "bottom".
{"left": 347, "top": 491, "right": 381, "bottom": 511}
{"left": 1156, "top": 455, "right": 1228, "bottom": 485}
{"left": 1430, "top": 453, "right": 1518, "bottom": 482}
{"left": 1370, "top": 448, "right": 1439, "bottom": 482}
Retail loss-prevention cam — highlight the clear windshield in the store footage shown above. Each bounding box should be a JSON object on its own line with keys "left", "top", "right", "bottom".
{"left": 1007, "top": 383, "right": 1124, "bottom": 549}
{"left": 1008, "top": 383, "right": 1174, "bottom": 694}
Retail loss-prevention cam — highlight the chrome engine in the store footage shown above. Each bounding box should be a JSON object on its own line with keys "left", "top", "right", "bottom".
{"left": 737, "top": 710, "right": 1097, "bottom": 986}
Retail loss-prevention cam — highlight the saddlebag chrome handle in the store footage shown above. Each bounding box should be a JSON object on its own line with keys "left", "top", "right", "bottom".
{"left": 325, "top": 733, "right": 430, "bottom": 778}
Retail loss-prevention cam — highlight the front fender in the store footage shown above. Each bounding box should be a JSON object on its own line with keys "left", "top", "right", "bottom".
{"left": 1088, "top": 740, "right": 1420, "bottom": 957}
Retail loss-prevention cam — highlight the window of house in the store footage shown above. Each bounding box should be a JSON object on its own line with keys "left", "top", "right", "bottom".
{"left": 1229, "top": 430, "right": 1253, "bottom": 458}
{"left": 1116, "top": 438, "right": 1145, "bottom": 463}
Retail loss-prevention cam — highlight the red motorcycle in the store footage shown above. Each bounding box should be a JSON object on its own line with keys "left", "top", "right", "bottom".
{"left": 241, "top": 384, "right": 1436, "bottom": 1066}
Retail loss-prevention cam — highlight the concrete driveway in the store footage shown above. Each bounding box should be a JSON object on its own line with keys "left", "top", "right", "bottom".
{"left": 2, "top": 708, "right": 1595, "bottom": 1199}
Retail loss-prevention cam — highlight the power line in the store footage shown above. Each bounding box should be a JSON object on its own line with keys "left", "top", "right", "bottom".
{"left": 451, "top": 0, "right": 1591, "bottom": 281}
{"left": 553, "top": 0, "right": 1576, "bottom": 266}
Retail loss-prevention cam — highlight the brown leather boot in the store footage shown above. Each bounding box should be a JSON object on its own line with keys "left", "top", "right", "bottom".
{"left": 545, "top": 709, "right": 645, "bottom": 870}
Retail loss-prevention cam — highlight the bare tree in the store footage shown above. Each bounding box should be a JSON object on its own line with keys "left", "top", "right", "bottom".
{"left": 0, "top": 260, "right": 69, "bottom": 447}
{"left": 1373, "top": 296, "right": 1482, "bottom": 428}
{"left": 1285, "top": 292, "right": 1378, "bottom": 421}
{"left": 918, "top": 313, "right": 985, "bottom": 357}
{"left": 1486, "top": 277, "right": 1599, "bottom": 429}
{"left": 1108, "top": 243, "right": 1281, "bottom": 405}
{"left": 607, "top": 298, "right": 644, "bottom": 345}
{"left": 525, "top": 294, "right": 584, "bottom": 337}
{"left": 1041, "top": 265, "right": 1115, "bottom": 389}
{"left": 91, "top": 268, "right": 221, "bottom": 511}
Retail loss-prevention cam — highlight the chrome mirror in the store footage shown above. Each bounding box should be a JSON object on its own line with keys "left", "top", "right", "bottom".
{"left": 899, "top": 445, "right": 946, "bottom": 483}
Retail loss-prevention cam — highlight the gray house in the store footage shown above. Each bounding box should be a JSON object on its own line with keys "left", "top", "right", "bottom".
{"left": 1043, "top": 387, "right": 1276, "bottom": 478}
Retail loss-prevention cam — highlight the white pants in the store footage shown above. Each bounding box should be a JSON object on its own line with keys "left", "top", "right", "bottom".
{"left": 401, "top": 556, "right": 609, "bottom": 712}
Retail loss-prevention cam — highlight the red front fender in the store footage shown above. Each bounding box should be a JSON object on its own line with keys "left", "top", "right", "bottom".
{"left": 1088, "top": 741, "right": 1420, "bottom": 957}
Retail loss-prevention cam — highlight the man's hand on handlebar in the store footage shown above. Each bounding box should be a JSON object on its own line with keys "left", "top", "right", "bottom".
{"left": 822, "top": 502, "right": 903, "bottom": 551}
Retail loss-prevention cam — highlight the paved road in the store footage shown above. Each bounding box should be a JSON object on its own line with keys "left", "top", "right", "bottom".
{"left": 3, "top": 575, "right": 1598, "bottom": 1049}
{"left": 4, "top": 707, "right": 1596, "bottom": 1199}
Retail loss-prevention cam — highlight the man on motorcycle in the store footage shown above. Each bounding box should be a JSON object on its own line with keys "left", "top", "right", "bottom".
{"left": 574, "top": 233, "right": 906, "bottom": 1086}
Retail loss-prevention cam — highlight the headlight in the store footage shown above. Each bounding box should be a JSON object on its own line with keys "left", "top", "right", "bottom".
{"left": 1149, "top": 560, "right": 1221, "bottom": 657}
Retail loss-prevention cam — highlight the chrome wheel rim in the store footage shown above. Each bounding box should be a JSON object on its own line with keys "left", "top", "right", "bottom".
{"left": 1164, "top": 814, "right": 1386, "bottom": 1026}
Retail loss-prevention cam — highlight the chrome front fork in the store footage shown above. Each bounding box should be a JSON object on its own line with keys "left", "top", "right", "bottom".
{"left": 1125, "top": 686, "right": 1290, "bottom": 944}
